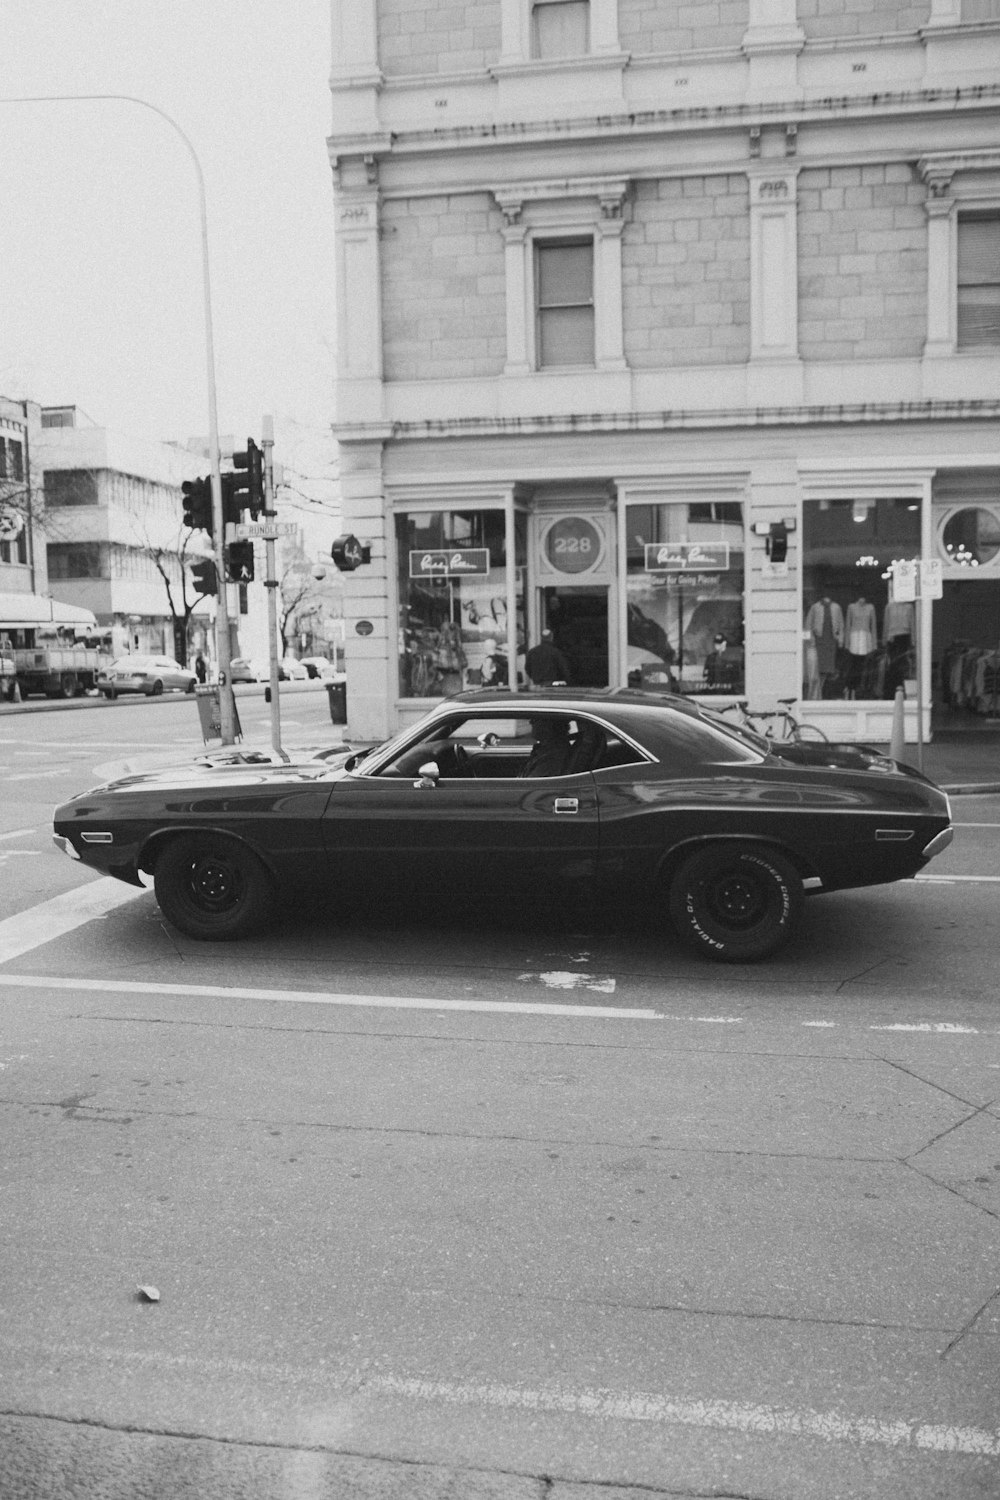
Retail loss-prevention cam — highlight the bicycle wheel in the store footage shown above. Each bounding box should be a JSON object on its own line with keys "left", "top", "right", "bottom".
{"left": 791, "top": 719, "right": 828, "bottom": 743}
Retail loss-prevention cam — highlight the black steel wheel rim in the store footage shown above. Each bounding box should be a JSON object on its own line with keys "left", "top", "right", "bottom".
{"left": 704, "top": 869, "right": 768, "bottom": 931}
{"left": 185, "top": 853, "right": 245, "bottom": 914}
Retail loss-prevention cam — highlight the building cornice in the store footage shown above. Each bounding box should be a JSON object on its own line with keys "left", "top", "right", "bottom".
{"left": 327, "top": 81, "right": 1000, "bottom": 167}
{"left": 333, "top": 400, "right": 1000, "bottom": 444}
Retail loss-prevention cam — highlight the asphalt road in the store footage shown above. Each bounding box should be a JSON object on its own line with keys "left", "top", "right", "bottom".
{"left": 1, "top": 690, "right": 998, "bottom": 1499}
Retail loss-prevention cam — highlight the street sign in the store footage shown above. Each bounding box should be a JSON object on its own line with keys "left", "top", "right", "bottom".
{"left": 891, "top": 559, "right": 917, "bottom": 602}
{"left": 921, "top": 558, "right": 943, "bottom": 599}
{"left": 890, "top": 558, "right": 943, "bottom": 602}
{"left": 231, "top": 522, "right": 293, "bottom": 541}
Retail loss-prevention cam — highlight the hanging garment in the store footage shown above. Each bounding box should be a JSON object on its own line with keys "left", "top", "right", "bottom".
{"left": 846, "top": 599, "right": 877, "bottom": 658}
{"left": 805, "top": 599, "right": 844, "bottom": 676}
{"left": 882, "top": 599, "right": 914, "bottom": 643}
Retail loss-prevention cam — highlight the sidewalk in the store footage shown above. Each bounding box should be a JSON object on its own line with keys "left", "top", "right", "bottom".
{"left": 887, "top": 731, "right": 1000, "bottom": 796}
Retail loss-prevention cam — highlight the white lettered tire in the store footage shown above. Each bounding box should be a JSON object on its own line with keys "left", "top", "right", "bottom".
{"left": 668, "top": 842, "right": 804, "bottom": 962}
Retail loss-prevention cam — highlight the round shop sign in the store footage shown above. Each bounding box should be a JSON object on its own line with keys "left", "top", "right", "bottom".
{"left": 355, "top": 620, "right": 373, "bottom": 636}
{"left": 544, "top": 516, "right": 602, "bottom": 575}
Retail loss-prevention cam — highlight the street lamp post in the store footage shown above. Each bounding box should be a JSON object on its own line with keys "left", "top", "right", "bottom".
{"left": 1, "top": 92, "right": 237, "bottom": 741}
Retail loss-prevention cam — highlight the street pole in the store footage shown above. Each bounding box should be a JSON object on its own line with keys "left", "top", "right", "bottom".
{"left": 261, "top": 416, "right": 284, "bottom": 758}
{"left": 0, "top": 92, "right": 236, "bottom": 742}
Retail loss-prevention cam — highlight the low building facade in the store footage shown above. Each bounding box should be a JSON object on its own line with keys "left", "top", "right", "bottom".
{"left": 329, "top": 0, "right": 1000, "bottom": 743}
{"left": 35, "top": 408, "right": 212, "bottom": 663}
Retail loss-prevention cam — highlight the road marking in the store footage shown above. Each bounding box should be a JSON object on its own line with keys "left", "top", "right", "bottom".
{"left": 5, "top": 768, "right": 77, "bottom": 782}
{"left": 0, "top": 879, "right": 147, "bottom": 965}
{"left": 0, "top": 972, "right": 662, "bottom": 1020}
{"left": 870, "top": 1022, "right": 981, "bottom": 1034}
{"left": 520, "top": 970, "right": 616, "bottom": 994}
{"left": 915, "top": 873, "right": 1000, "bottom": 883}
{"left": 954, "top": 821, "right": 1000, "bottom": 828}
{"left": 0, "top": 828, "right": 35, "bottom": 841}
{"left": 362, "top": 1374, "right": 1000, "bottom": 1457}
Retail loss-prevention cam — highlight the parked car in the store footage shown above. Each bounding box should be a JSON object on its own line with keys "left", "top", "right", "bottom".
{"left": 229, "top": 658, "right": 257, "bottom": 684}
{"left": 279, "top": 657, "right": 309, "bottom": 681}
{"left": 97, "top": 656, "right": 197, "bottom": 699}
{"left": 53, "top": 688, "right": 953, "bottom": 961}
{"left": 299, "top": 656, "right": 338, "bottom": 680}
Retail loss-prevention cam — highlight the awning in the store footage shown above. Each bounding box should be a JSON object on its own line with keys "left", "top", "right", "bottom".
{"left": 0, "top": 592, "right": 99, "bottom": 629}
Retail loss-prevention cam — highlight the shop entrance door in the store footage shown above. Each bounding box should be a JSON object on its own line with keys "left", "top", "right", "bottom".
{"left": 541, "top": 586, "right": 609, "bottom": 687}
{"left": 933, "top": 577, "right": 1000, "bottom": 723}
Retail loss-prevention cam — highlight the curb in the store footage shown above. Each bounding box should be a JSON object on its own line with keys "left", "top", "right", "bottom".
{"left": 941, "top": 782, "right": 1000, "bottom": 796}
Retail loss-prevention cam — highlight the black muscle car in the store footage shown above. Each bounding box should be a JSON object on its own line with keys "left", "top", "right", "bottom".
{"left": 52, "top": 688, "right": 954, "bottom": 962}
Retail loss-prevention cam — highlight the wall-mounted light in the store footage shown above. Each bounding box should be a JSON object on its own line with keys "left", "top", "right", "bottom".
{"left": 852, "top": 501, "right": 872, "bottom": 524}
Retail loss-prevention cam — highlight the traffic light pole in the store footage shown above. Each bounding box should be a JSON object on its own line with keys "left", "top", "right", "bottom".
{"left": 261, "top": 416, "right": 284, "bottom": 758}
{"left": 0, "top": 91, "right": 237, "bottom": 741}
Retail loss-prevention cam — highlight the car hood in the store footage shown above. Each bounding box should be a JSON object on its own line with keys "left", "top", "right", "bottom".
{"left": 66, "top": 756, "right": 353, "bottom": 801}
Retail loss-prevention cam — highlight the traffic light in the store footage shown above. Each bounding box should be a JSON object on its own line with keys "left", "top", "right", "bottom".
{"left": 231, "top": 438, "right": 265, "bottom": 520}
{"left": 190, "top": 558, "right": 218, "bottom": 597}
{"left": 220, "top": 473, "right": 243, "bottom": 528}
{"left": 181, "top": 476, "right": 213, "bottom": 534}
{"left": 224, "top": 540, "right": 255, "bottom": 584}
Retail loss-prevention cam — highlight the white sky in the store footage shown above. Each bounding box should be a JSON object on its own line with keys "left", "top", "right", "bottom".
{"left": 1, "top": 0, "right": 338, "bottom": 519}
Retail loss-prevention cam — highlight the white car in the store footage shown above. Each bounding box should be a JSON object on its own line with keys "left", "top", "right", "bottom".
{"left": 98, "top": 655, "right": 197, "bottom": 699}
{"left": 279, "top": 658, "right": 310, "bottom": 681}
{"left": 299, "top": 656, "right": 338, "bottom": 680}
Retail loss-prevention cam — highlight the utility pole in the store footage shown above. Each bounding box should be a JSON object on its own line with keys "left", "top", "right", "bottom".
{"left": 261, "top": 417, "right": 284, "bottom": 759}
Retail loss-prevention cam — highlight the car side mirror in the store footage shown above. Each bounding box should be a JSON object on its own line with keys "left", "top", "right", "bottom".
{"left": 414, "top": 760, "right": 440, "bottom": 788}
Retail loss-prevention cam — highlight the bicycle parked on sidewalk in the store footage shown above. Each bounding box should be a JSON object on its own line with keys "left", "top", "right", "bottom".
{"left": 716, "top": 696, "right": 829, "bottom": 743}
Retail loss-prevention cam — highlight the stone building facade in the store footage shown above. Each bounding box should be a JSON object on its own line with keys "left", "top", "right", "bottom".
{"left": 329, "top": 0, "right": 1000, "bottom": 743}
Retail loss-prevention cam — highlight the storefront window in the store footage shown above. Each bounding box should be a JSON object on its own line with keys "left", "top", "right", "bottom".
{"left": 625, "top": 500, "right": 745, "bottom": 695}
{"left": 396, "top": 509, "right": 526, "bottom": 697}
{"left": 802, "top": 497, "right": 921, "bottom": 701}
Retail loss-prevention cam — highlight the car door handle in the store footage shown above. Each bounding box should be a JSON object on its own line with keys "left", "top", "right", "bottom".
{"left": 553, "top": 797, "right": 579, "bottom": 814}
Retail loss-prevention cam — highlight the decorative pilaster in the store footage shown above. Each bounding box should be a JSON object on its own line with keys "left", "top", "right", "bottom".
{"left": 333, "top": 158, "right": 383, "bottom": 424}
{"left": 498, "top": 198, "right": 531, "bottom": 375}
{"left": 595, "top": 193, "right": 627, "bottom": 372}
{"left": 919, "top": 158, "right": 957, "bottom": 358}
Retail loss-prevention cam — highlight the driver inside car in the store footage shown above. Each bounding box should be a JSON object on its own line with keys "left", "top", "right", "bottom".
{"left": 519, "top": 718, "right": 572, "bottom": 778}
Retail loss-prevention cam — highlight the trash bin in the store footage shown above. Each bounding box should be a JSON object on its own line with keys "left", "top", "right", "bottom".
{"left": 326, "top": 678, "right": 347, "bottom": 725}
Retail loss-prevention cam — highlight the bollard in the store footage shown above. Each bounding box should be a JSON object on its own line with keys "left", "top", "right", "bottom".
{"left": 11, "top": 677, "right": 21, "bottom": 704}
{"left": 889, "top": 685, "right": 905, "bottom": 763}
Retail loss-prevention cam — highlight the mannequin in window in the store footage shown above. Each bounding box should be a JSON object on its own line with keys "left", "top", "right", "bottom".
{"left": 845, "top": 595, "right": 877, "bottom": 699}
{"left": 882, "top": 598, "right": 915, "bottom": 698}
{"left": 804, "top": 596, "right": 844, "bottom": 698}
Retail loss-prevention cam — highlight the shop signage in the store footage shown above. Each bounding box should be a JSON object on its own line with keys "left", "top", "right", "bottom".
{"left": 544, "top": 517, "right": 602, "bottom": 575}
{"left": 644, "top": 542, "right": 729, "bottom": 573}
{"left": 355, "top": 620, "right": 374, "bottom": 636}
{"left": 409, "top": 548, "right": 490, "bottom": 578}
{"left": 891, "top": 559, "right": 942, "bottom": 602}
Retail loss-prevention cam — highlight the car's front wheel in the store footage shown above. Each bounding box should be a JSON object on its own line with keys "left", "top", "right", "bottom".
{"left": 153, "top": 835, "right": 275, "bottom": 941}
{"left": 668, "top": 842, "right": 803, "bottom": 962}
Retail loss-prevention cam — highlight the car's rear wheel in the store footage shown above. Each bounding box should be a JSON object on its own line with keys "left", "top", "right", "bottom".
{"left": 668, "top": 842, "right": 803, "bottom": 962}
{"left": 153, "top": 835, "right": 275, "bottom": 941}
{"left": 150, "top": 679, "right": 164, "bottom": 696}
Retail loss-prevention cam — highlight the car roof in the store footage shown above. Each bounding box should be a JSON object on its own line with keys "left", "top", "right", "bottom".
{"left": 444, "top": 686, "right": 702, "bottom": 716}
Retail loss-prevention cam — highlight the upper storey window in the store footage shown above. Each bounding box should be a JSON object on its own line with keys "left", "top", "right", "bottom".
{"left": 531, "top": 0, "right": 590, "bottom": 58}
{"left": 535, "top": 239, "right": 595, "bottom": 366}
{"left": 957, "top": 215, "right": 1000, "bottom": 349}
